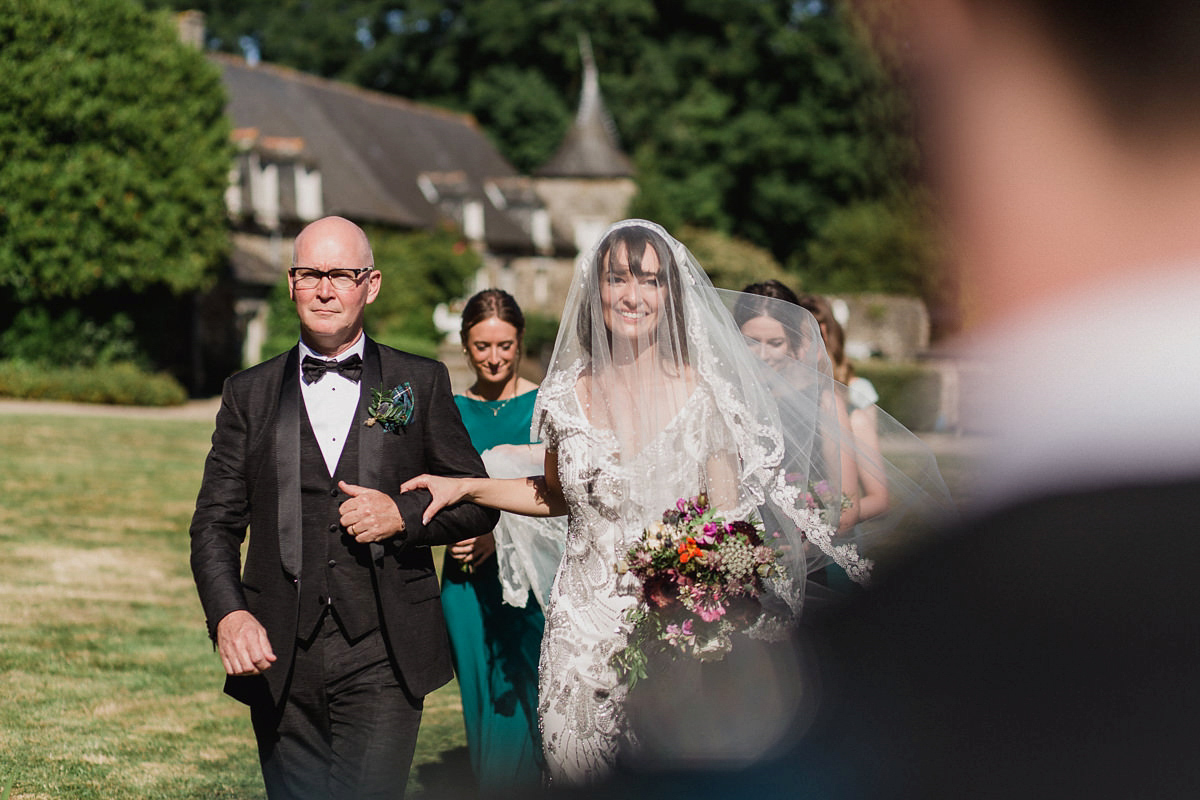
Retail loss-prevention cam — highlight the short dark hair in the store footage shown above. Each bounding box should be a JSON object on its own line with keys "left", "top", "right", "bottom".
{"left": 875, "top": 0, "right": 1200, "bottom": 136}
{"left": 459, "top": 289, "right": 525, "bottom": 346}
{"left": 984, "top": 0, "right": 1200, "bottom": 132}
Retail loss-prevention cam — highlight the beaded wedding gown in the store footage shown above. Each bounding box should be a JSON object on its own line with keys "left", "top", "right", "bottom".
{"left": 535, "top": 362, "right": 735, "bottom": 782}
{"left": 523, "top": 219, "right": 951, "bottom": 785}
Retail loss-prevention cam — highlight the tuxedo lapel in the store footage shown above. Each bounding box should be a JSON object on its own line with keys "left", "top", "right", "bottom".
{"left": 358, "top": 338, "right": 386, "bottom": 563}
{"left": 275, "top": 348, "right": 303, "bottom": 579}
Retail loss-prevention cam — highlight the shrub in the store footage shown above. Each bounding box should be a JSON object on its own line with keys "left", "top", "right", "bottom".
{"left": 0, "top": 307, "right": 143, "bottom": 367}
{"left": 0, "top": 360, "right": 188, "bottom": 406}
{"left": 855, "top": 361, "right": 942, "bottom": 431}
{"left": 0, "top": 0, "right": 230, "bottom": 303}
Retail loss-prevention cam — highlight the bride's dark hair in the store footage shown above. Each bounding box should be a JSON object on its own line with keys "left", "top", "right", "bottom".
{"left": 577, "top": 224, "right": 689, "bottom": 366}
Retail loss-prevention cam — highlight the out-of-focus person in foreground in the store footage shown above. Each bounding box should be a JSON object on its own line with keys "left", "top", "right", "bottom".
{"left": 807, "top": 0, "right": 1200, "bottom": 797}
{"left": 552, "top": 2, "right": 1200, "bottom": 798}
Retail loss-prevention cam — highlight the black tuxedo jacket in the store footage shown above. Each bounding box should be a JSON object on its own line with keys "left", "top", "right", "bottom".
{"left": 797, "top": 476, "right": 1200, "bottom": 799}
{"left": 189, "top": 338, "right": 499, "bottom": 707}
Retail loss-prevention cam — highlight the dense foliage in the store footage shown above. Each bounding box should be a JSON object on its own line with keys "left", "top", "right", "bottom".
{"left": 0, "top": 360, "right": 188, "bottom": 405}
{"left": 677, "top": 226, "right": 789, "bottom": 291}
{"left": 0, "top": 0, "right": 230, "bottom": 301}
{"left": 0, "top": 0, "right": 231, "bottom": 376}
{"left": 145, "top": 0, "right": 939, "bottom": 305}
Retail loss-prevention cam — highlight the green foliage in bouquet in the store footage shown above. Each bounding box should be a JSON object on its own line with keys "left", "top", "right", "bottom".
{"left": 613, "top": 495, "right": 786, "bottom": 687}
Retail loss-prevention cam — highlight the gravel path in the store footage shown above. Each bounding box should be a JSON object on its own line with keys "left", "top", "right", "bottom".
{"left": 0, "top": 396, "right": 222, "bottom": 421}
{"left": 0, "top": 396, "right": 985, "bottom": 458}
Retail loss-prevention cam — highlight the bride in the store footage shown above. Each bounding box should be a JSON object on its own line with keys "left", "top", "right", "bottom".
{"left": 403, "top": 219, "right": 932, "bottom": 784}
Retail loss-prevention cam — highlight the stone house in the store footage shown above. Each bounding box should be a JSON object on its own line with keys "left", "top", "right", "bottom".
{"left": 186, "top": 9, "right": 635, "bottom": 393}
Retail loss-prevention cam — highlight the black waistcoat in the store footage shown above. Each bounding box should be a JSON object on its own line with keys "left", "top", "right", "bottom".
{"left": 296, "top": 402, "right": 379, "bottom": 641}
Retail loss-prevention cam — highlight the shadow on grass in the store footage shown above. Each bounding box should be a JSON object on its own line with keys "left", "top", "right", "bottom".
{"left": 411, "top": 745, "right": 476, "bottom": 799}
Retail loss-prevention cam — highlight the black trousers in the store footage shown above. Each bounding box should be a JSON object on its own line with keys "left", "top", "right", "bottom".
{"left": 251, "top": 612, "right": 423, "bottom": 800}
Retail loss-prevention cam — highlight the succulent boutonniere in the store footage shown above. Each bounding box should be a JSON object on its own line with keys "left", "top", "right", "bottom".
{"left": 365, "top": 382, "right": 414, "bottom": 433}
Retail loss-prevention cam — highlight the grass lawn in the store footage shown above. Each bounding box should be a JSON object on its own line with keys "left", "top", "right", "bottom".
{"left": 0, "top": 410, "right": 981, "bottom": 799}
{"left": 0, "top": 415, "right": 470, "bottom": 799}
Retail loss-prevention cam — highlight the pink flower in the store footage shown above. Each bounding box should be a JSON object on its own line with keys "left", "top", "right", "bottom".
{"left": 664, "top": 619, "right": 696, "bottom": 648}
{"left": 696, "top": 521, "right": 722, "bottom": 545}
{"left": 689, "top": 586, "right": 727, "bottom": 622}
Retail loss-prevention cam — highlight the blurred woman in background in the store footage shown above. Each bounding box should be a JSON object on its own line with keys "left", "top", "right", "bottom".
{"left": 796, "top": 292, "right": 889, "bottom": 521}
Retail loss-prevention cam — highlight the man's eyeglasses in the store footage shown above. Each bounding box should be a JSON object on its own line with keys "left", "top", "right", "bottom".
{"left": 289, "top": 267, "right": 374, "bottom": 291}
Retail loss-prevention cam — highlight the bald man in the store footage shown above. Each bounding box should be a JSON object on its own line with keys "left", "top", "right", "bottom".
{"left": 191, "top": 216, "right": 498, "bottom": 798}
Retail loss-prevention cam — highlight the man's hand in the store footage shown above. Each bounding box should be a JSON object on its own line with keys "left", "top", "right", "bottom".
{"left": 449, "top": 532, "right": 496, "bottom": 568}
{"left": 216, "top": 610, "right": 276, "bottom": 676}
{"left": 339, "top": 481, "right": 405, "bottom": 542}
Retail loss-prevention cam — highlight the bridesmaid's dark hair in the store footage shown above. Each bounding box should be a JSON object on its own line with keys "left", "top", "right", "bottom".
{"left": 459, "top": 289, "right": 526, "bottom": 347}
{"left": 734, "top": 280, "right": 808, "bottom": 354}
{"left": 797, "top": 292, "right": 850, "bottom": 382}
{"left": 741, "top": 279, "right": 801, "bottom": 307}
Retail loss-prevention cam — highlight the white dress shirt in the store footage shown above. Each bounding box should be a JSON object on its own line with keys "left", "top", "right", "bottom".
{"left": 966, "top": 263, "right": 1200, "bottom": 511}
{"left": 298, "top": 336, "right": 366, "bottom": 476}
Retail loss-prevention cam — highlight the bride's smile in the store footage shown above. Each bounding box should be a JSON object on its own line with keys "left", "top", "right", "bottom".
{"left": 600, "top": 242, "right": 665, "bottom": 343}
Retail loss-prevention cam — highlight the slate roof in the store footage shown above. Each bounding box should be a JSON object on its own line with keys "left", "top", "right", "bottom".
{"left": 535, "top": 37, "right": 634, "bottom": 179}
{"left": 213, "top": 53, "right": 555, "bottom": 251}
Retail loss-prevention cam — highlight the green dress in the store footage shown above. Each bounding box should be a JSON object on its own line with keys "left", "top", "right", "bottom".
{"left": 443, "top": 390, "right": 546, "bottom": 793}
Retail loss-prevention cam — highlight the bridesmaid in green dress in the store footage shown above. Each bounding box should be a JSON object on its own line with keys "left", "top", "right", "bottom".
{"left": 443, "top": 289, "right": 547, "bottom": 794}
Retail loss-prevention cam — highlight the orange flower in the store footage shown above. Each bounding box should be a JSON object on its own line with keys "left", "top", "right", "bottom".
{"left": 677, "top": 537, "right": 702, "bottom": 564}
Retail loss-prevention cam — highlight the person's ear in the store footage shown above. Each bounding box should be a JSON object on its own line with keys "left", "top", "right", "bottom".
{"left": 365, "top": 269, "right": 382, "bottom": 304}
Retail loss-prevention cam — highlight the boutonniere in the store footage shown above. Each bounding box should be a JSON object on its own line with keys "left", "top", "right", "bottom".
{"left": 365, "top": 382, "right": 414, "bottom": 433}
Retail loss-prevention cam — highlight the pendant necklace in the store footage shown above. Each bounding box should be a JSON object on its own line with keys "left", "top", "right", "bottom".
{"left": 487, "top": 395, "right": 516, "bottom": 417}
{"left": 471, "top": 387, "right": 517, "bottom": 416}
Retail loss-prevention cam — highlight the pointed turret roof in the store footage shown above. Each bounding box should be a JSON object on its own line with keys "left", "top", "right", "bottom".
{"left": 535, "top": 35, "right": 634, "bottom": 179}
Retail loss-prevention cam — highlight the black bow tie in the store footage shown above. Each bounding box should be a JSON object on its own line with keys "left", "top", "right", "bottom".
{"left": 302, "top": 354, "right": 363, "bottom": 384}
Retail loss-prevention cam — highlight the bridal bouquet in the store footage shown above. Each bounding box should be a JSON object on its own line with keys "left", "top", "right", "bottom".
{"left": 613, "top": 494, "right": 787, "bottom": 686}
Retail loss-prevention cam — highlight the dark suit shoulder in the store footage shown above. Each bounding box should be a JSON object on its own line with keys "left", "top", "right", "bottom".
{"left": 373, "top": 343, "right": 446, "bottom": 377}
{"left": 875, "top": 476, "right": 1200, "bottom": 582}
{"left": 806, "top": 474, "right": 1200, "bottom": 800}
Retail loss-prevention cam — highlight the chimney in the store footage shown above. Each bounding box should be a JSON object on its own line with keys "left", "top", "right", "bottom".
{"left": 176, "top": 10, "right": 205, "bottom": 49}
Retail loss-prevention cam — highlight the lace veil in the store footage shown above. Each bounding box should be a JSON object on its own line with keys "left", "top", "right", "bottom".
{"left": 721, "top": 287, "right": 957, "bottom": 582}
{"left": 478, "top": 443, "right": 566, "bottom": 611}
{"left": 531, "top": 219, "right": 953, "bottom": 622}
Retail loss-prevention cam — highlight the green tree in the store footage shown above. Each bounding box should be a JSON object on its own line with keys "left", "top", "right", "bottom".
{"left": 800, "top": 192, "right": 941, "bottom": 296}
{"left": 676, "top": 226, "right": 788, "bottom": 291}
{"left": 0, "top": 0, "right": 230, "bottom": 302}
{"left": 150, "top": 0, "right": 932, "bottom": 301}
{"left": 364, "top": 224, "right": 482, "bottom": 350}
{"left": 0, "top": 0, "right": 231, "bottom": 376}
{"left": 466, "top": 66, "right": 572, "bottom": 174}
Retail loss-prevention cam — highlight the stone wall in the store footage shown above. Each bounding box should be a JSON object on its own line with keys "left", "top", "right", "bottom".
{"left": 834, "top": 293, "right": 931, "bottom": 362}
{"left": 533, "top": 176, "right": 637, "bottom": 256}
{"left": 473, "top": 254, "right": 576, "bottom": 318}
